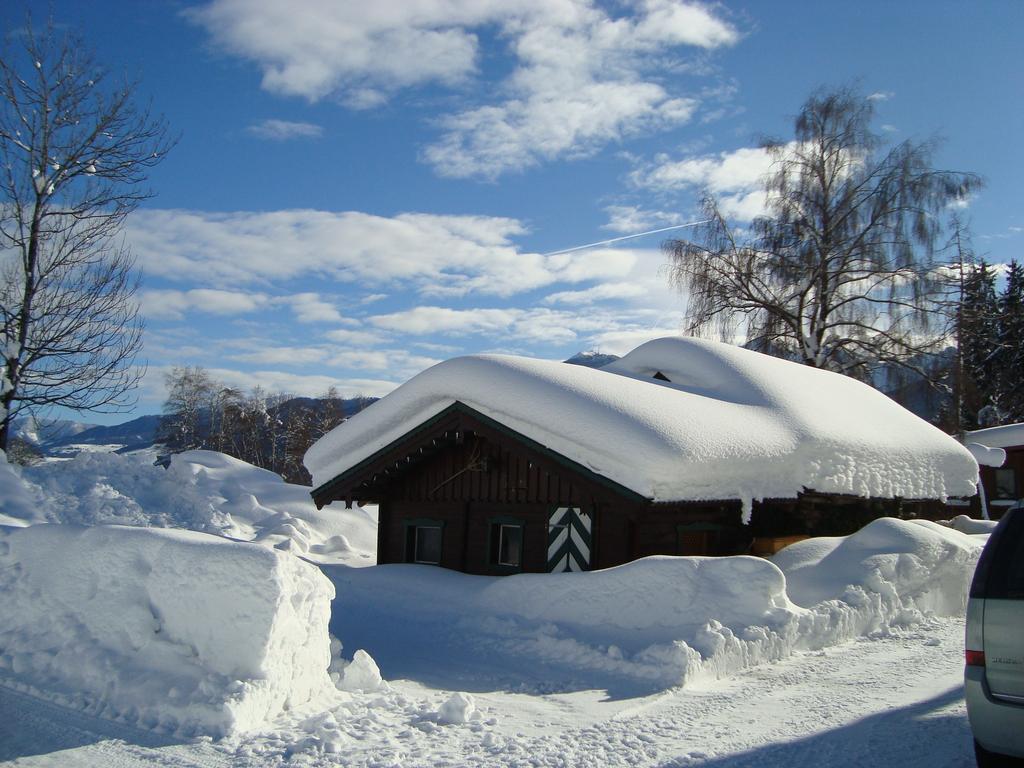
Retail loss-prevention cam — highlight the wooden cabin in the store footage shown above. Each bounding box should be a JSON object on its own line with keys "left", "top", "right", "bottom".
{"left": 307, "top": 338, "right": 978, "bottom": 575}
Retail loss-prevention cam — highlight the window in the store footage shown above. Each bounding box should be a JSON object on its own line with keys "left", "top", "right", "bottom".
{"left": 488, "top": 517, "right": 525, "bottom": 571}
{"left": 994, "top": 469, "right": 1017, "bottom": 500}
{"left": 405, "top": 523, "right": 443, "bottom": 564}
{"left": 495, "top": 524, "right": 523, "bottom": 567}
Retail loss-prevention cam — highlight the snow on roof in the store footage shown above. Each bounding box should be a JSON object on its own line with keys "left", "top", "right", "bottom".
{"left": 304, "top": 337, "right": 978, "bottom": 509}
{"left": 965, "top": 422, "right": 1024, "bottom": 450}
{"left": 965, "top": 442, "right": 1006, "bottom": 468}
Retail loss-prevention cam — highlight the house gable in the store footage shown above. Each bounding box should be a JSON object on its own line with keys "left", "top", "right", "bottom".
{"left": 311, "top": 400, "right": 648, "bottom": 510}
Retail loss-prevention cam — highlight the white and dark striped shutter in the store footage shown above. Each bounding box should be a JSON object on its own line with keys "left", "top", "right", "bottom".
{"left": 547, "top": 507, "right": 592, "bottom": 572}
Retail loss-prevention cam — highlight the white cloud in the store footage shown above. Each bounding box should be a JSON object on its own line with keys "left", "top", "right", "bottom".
{"left": 370, "top": 306, "right": 522, "bottom": 336}
{"left": 228, "top": 347, "right": 329, "bottom": 366}
{"left": 367, "top": 303, "right": 672, "bottom": 347}
{"left": 424, "top": 84, "right": 699, "bottom": 180}
{"left": 139, "top": 288, "right": 269, "bottom": 320}
{"left": 187, "top": 0, "right": 486, "bottom": 101}
{"left": 630, "top": 144, "right": 788, "bottom": 221}
{"left": 632, "top": 145, "right": 774, "bottom": 193}
{"left": 277, "top": 292, "right": 344, "bottom": 324}
{"left": 325, "top": 349, "right": 440, "bottom": 374}
{"left": 225, "top": 344, "right": 439, "bottom": 379}
{"left": 421, "top": 1, "right": 732, "bottom": 178}
{"left": 867, "top": 91, "right": 895, "bottom": 102}
{"left": 602, "top": 205, "right": 684, "bottom": 233}
{"left": 188, "top": 0, "right": 738, "bottom": 178}
{"left": 246, "top": 118, "right": 323, "bottom": 140}
{"left": 544, "top": 282, "right": 648, "bottom": 305}
{"left": 323, "top": 328, "right": 388, "bottom": 346}
{"left": 126, "top": 208, "right": 634, "bottom": 296}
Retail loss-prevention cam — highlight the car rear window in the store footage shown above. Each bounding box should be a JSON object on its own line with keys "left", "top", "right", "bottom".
{"left": 971, "top": 508, "right": 1024, "bottom": 600}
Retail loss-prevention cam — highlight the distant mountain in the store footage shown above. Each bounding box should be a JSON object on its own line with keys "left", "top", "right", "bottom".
{"left": 564, "top": 351, "right": 620, "bottom": 369}
{"left": 46, "top": 414, "right": 164, "bottom": 454}
{"left": 13, "top": 416, "right": 92, "bottom": 447}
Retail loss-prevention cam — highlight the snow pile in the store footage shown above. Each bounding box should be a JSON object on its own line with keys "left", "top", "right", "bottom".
{"left": 0, "top": 449, "right": 376, "bottom": 564}
{"left": 328, "top": 517, "right": 985, "bottom": 691}
{"left": 337, "top": 650, "right": 386, "bottom": 693}
{"left": 0, "top": 524, "right": 336, "bottom": 737}
{"left": 306, "top": 337, "right": 977, "bottom": 512}
{"left": 437, "top": 692, "right": 476, "bottom": 725}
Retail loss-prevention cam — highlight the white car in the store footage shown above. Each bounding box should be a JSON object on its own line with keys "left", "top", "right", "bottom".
{"left": 965, "top": 506, "right": 1024, "bottom": 766}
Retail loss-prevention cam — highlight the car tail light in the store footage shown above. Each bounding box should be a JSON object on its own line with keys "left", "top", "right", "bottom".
{"left": 966, "top": 649, "right": 986, "bottom": 667}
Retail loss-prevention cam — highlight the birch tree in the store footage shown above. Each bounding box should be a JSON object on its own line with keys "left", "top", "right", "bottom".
{"left": 664, "top": 86, "right": 981, "bottom": 382}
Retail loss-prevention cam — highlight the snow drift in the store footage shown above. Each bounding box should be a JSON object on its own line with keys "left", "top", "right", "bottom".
{"left": 0, "top": 449, "right": 377, "bottom": 565}
{"left": 328, "top": 517, "right": 985, "bottom": 691}
{"left": 306, "top": 337, "right": 978, "bottom": 512}
{"left": 0, "top": 524, "right": 336, "bottom": 737}
{"left": 774, "top": 517, "right": 985, "bottom": 611}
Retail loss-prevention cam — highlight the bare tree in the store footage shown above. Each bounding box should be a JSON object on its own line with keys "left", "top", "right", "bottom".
{"left": 159, "top": 366, "right": 215, "bottom": 452}
{"left": 664, "top": 86, "right": 981, "bottom": 382}
{"left": 0, "top": 19, "right": 174, "bottom": 450}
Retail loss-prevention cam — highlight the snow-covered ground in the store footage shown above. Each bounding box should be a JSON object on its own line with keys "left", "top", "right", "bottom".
{"left": 0, "top": 618, "right": 975, "bottom": 767}
{"left": 0, "top": 449, "right": 990, "bottom": 766}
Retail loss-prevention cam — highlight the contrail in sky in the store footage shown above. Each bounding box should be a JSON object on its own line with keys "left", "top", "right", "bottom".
{"left": 542, "top": 219, "right": 711, "bottom": 256}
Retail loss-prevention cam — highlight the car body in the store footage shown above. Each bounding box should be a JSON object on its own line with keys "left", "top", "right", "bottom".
{"left": 965, "top": 505, "right": 1024, "bottom": 766}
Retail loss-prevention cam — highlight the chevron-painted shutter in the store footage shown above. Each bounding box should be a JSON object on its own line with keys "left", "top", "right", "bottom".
{"left": 547, "top": 507, "right": 592, "bottom": 572}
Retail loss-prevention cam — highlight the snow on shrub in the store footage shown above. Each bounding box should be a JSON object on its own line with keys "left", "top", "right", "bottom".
{"left": 0, "top": 524, "right": 336, "bottom": 737}
{"left": 329, "top": 517, "right": 985, "bottom": 690}
{"left": 774, "top": 517, "right": 982, "bottom": 614}
{"left": 0, "top": 449, "right": 377, "bottom": 565}
{"left": 942, "top": 514, "right": 999, "bottom": 535}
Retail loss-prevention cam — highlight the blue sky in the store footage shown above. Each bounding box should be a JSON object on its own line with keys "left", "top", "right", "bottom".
{"left": 5, "top": 0, "right": 1022, "bottom": 422}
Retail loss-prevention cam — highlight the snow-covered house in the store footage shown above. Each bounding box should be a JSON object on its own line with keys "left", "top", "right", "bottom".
{"left": 963, "top": 422, "right": 1024, "bottom": 517}
{"left": 305, "top": 337, "right": 978, "bottom": 574}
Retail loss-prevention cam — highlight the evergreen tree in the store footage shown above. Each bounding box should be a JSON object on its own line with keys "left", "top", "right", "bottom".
{"left": 995, "top": 260, "right": 1024, "bottom": 422}
{"left": 958, "top": 261, "right": 1000, "bottom": 429}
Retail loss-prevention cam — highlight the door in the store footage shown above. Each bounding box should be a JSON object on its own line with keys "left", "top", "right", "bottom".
{"left": 547, "top": 506, "right": 592, "bottom": 572}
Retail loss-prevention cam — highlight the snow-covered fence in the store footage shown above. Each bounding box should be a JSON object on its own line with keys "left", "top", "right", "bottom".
{"left": 0, "top": 524, "right": 336, "bottom": 737}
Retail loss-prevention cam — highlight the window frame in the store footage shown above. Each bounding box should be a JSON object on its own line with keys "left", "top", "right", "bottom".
{"left": 403, "top": 518, "right": 445, "bottom": 565}
{"left": 487, "top": 515, "right": 525, "bottom": 574}
{"left": 993, "top": 468, "right": 1017, "bottom": 500}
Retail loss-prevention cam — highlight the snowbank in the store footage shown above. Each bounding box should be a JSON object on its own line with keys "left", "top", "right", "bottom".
{"left": 306, "top": 337, "right": 978, "bottom": 512}
{"left": 0, "top": 524, "right": 336, "bottom": 737}
{"left": 0, "top": 449, "right": 377, "bottom": 565}
{"left": 327, "top": 517, "right": 985, "bottom": 691}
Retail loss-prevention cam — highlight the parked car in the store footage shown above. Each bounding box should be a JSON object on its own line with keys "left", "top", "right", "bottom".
{"left": 966, "top": 505, "right": 1024, "bottom": 766}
